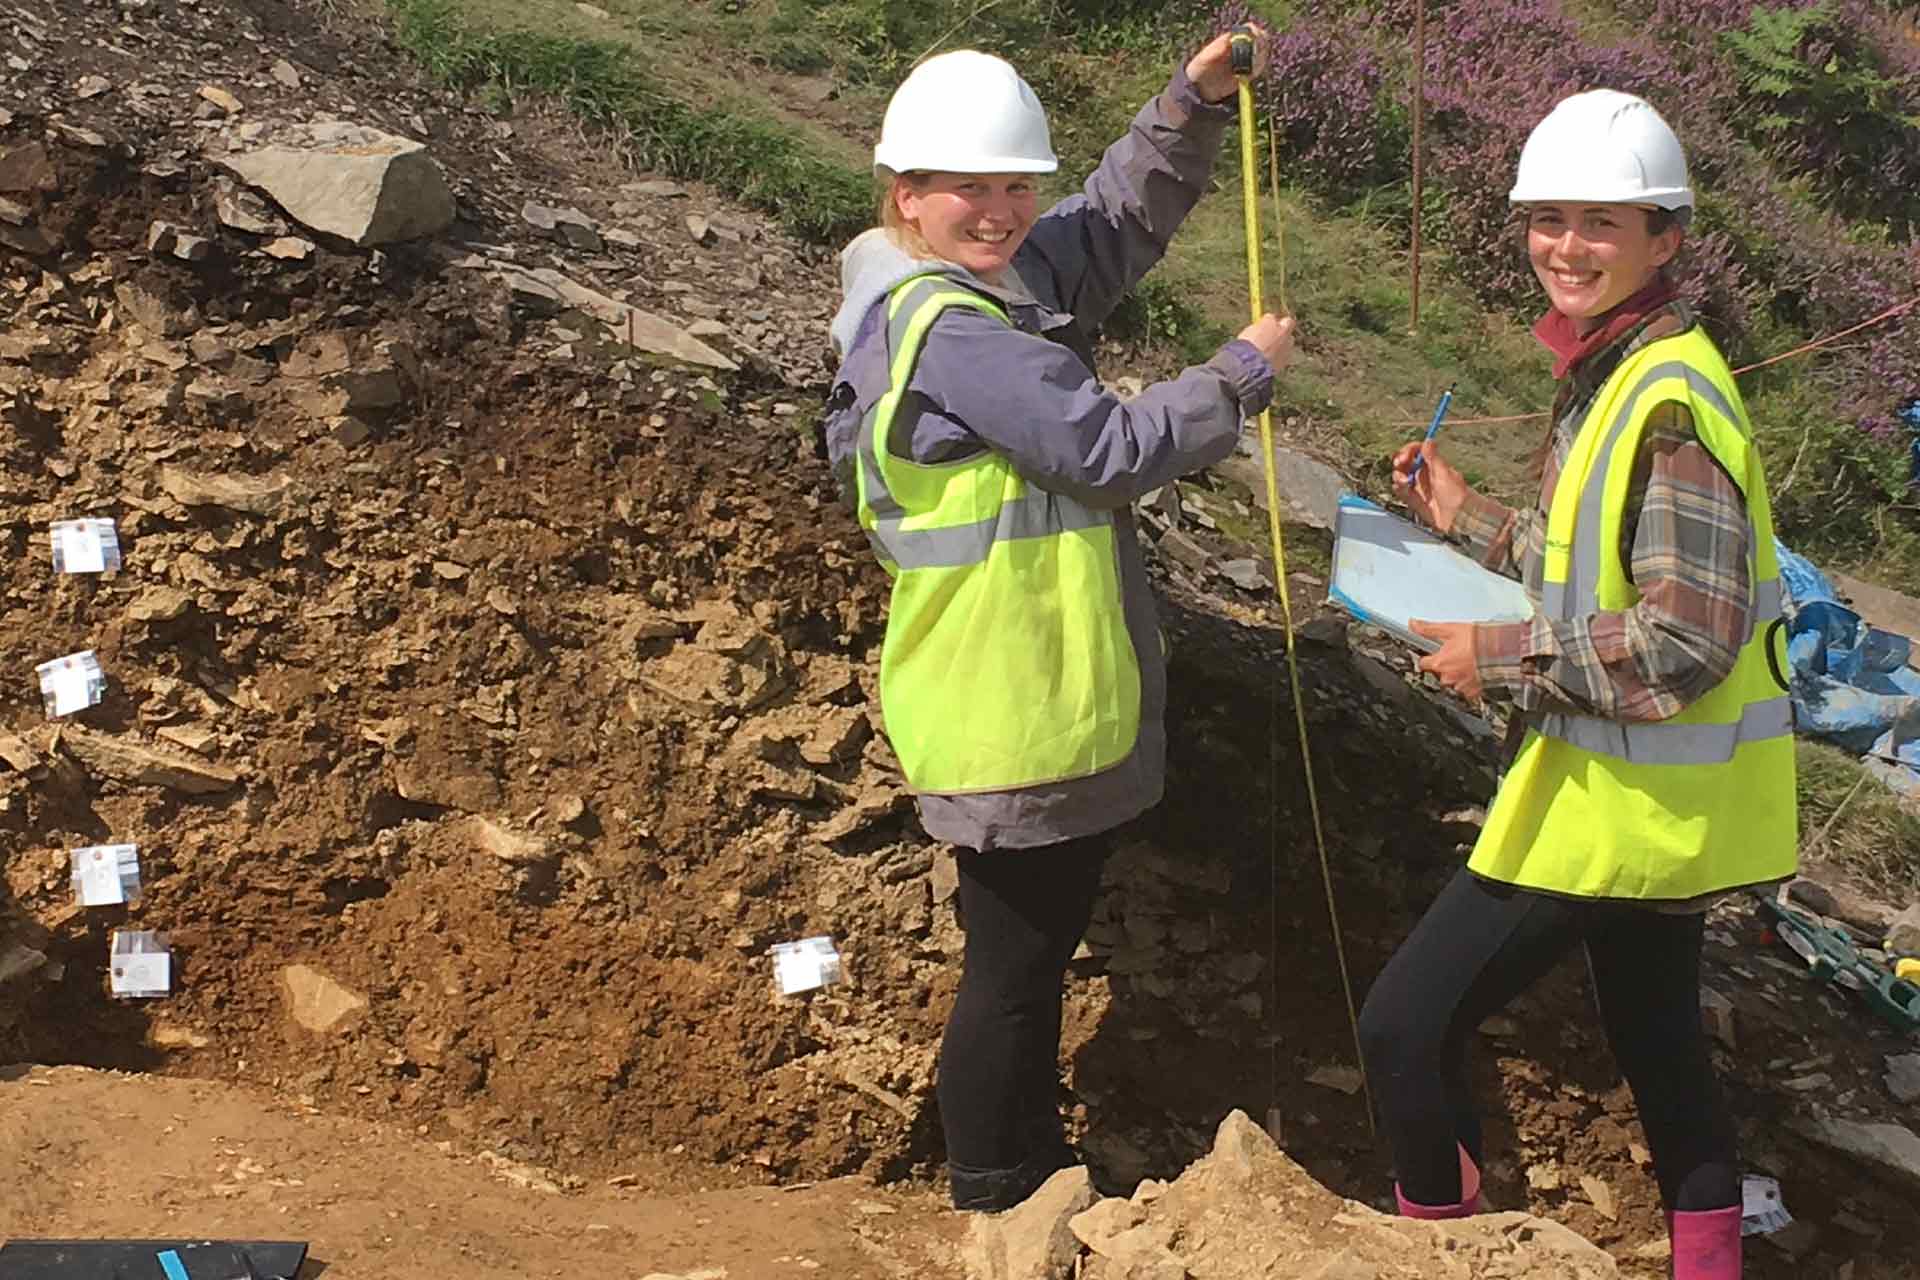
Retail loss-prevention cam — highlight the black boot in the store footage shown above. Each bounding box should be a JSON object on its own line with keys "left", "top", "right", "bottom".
{"left": 948, "top": 1143, "right": 1076, "bottom": 1212}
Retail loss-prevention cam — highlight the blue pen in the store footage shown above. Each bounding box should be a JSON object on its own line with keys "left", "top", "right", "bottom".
{"left": 1405, "top": 383, "right": 1456, "bottom": 483}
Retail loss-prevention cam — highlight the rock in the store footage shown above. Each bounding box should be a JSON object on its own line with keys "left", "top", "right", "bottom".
{"left": 74, "top": 75, "right": 112, "bottom": 99}
{"left": 624, "top": 178, "right": 687, "bottom": 198}
{"left": 963, "top": 1166, "right": 1095, "bottom": 1280}
{"left": 1305, "top": 1064, "right": 1363, "bottom": 1095}
{"left": 262, "top": 236, "right": 314, "bottom": 260}
{"left": 465, "top": 816, "right": 551, "bottom": 867}
{"left": 493, "top": 265, "right": 737, "bottom": 371}
{"left": 521, "top": 201, "right": 603, "bottom": 251}
{"left": 604, "top": 227, "right": 642, "bottom": 248}
{"left": 279, "top": 963, "right": 368, "bottom": 1033}
{"left": 1069, "top": 1197, "right": 1146, "bottom": 1252}
{"left": 1216, "top": 446, "right": 1348, "bottom": 530}
{"left": 1156, "top": 529, "right": 1210, "bottom": 575}
{"left": 393, "top": 759, "right": 502, "bottom": 813}
{"left": 686, "top": 214, "right": 712, "bottom": 244}
{"left": 1886, "top": 904, "right": 1920, "bottom": 956}
{"left": 113, "top": 281, "right": 195, "bottom": 336}
{"left": 270, "top": 59, "right": 302, "bottom": 89}
{"left": 213, "top": 179, "right": 285, "bottom": 234}
{"left": 171, "top": 233, "right": 214, "bottom": 263}
{"left": 59, "top": 726, "right": 241, "bottom": 794}
{"left": 0, "top": 942, "right": 48, "bottom": 985}
{"left": 128, "top": 586, "right": 193, "bottom": 622}
{"left": 1886, "top": 1053, "right": 1920, "bottom": 1105}
{"left": 577, "top": 2, "right": 609, "bottom": 15}
{"left": 199, "top": 85, "right": 244, "bottom": 114}
{"left": 1218, "top": 558, "right": 1271, "bottom": 592}
{"left": 221, "top": 122, "right": 455, "bottom": 246}
{"left": 146, "top": 220, "right": 179, "bottom": 254}
{"left": 931, "top": 847, "right": 959, "bottom": 905}
{"left": 149, "top": 1022, "right": 213, "bottom": 1049}
{"left": 0, "top": 733, "right": 43, "bottom": 772}
{"left": 1083, "top": 1224, "right": 1185, "bottom": 1280}
{"left": 1698, "top": 985, "right": 1736, "bottom": 1050}
{"left": 1787, "top": 876, "right": 1898, "bottom": 936}
{"left": 0, "top": 142, "right": 59, "bottom": 194}
{"left": 1790, "top": 1117, "right": 1920, "bottom": 1192}
{"left": 1207, "top": 1108, "right": 1281, "bottom": 1186}
{"left": 160, "top": 465, "right": 290, "bottom": 515}
{"left": 1579, "top": 1174, "right": 1617, "bottom": 1221}
{"left": 0, "top": 197, "right": 54, "bottom": 256}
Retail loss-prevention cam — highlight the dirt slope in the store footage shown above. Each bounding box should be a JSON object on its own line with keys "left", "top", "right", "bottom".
{"left": 2, "top": 1, "right": 1917, "bottom": 1277}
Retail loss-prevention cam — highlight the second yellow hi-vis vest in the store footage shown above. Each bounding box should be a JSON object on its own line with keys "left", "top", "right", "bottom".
{"left": 853, "top": 274, "right": 1141, "bottom": 795}
{"left": 1468, "top": 327, "right": 1798, "bottom": 900}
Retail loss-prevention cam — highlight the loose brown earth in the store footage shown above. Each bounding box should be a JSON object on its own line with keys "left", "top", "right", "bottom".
{"left": 2, "top": 0, "right": 1917, "bottom": 1276}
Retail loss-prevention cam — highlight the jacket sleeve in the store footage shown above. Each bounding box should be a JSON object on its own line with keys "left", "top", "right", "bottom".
{"left": 1474, "top": 402, "right": 1753, "bottom": 721}
{"left": 1018, "top": 64, "right": 1233, "bottom": 331}
{"left": 908, "top": 305, "right": 1270, "bottom": 510}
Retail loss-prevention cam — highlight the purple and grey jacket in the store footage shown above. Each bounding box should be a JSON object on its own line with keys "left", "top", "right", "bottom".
{"left": 822, "top": 66, "right": 1275, "bottom": 852}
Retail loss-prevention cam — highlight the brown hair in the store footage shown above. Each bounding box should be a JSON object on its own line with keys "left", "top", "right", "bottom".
{"left": 875, "top": 166, "right": 936, "bottom": 259}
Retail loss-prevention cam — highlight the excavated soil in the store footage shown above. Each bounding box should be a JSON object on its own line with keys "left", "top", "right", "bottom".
{"left": 3, "top": 1, "right": 1918, "bottom": 1276}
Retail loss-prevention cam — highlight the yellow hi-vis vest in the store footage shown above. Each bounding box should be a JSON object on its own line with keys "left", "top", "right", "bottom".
{"left": 1468, "top": 327, "right": 1798, "bottom": 900}
{"left": 853, "top": 274, "right": 1141, "bottom": 795}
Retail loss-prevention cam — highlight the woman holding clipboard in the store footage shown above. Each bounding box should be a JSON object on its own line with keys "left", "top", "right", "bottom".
{"left": 1358, "top": 90, "right": 1795, "bottom": 1280}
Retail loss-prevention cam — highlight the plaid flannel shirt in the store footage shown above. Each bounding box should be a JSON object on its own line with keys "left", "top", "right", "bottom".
{"left": 1453, "top": 302, "right": 1753, "bottom": 722}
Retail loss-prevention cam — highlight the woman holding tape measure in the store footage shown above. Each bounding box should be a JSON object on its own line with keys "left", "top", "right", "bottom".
{"left": 822, "top": 30, "right": 1292, "bottom": 1211}
{"left": 1360, "top": 91, "right": 1795, "bottom": 1277}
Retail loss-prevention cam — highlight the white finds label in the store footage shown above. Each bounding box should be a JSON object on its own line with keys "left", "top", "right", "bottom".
{"left": 1740, "top": 1173, "right": 1791, "bottom": 1237}
{"left": 769, "top": 935, "right": 843, "bottom": 996}
{"left": 50, "top": 517, "right": 122, "bottom": 575}
{"left": 36, "top": 650, "right": 106, "bottom": 717}
{"left": 72, "top": 844, "right": 141, "bottom": 906}
{"left": 109, "top": 929, "right": 170, "bottom": 999}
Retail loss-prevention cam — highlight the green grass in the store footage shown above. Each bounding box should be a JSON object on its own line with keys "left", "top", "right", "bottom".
{"left": 377, "top": 0, "right": 1919, "bottom": 592}
{"left": 383, "top": 0, "right": 872, "bottom": 242}
{"left": 1795, "top": 739, "right": 1920, "bottom": 900}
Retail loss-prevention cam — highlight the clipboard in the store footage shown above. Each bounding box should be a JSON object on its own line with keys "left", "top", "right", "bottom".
{"left": 1328, "top": 494, "right": 1537, "bottom": 652}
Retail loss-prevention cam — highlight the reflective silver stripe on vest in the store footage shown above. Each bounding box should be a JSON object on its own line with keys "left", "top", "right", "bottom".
{"left": 855, "top": 277, "right": 964, "bottom": 542}
{"left": 1535, "top": 356, "right": 1790, "bottom": 765}
{"left": 1558, "top": 361, "right": 1744, "bottom": 620}
{"left": 1538, "top": 694, "right": 1792, "bottom": 766}
{"left": 870, "top": 492, "right": 1108, "bottom": 570}
{"left": 856, "top": 277, "right": 1109, "bottom": 571}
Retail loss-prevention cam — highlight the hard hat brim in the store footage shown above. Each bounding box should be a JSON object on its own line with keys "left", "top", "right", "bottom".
{"left": 874, "top": 145, "right": 1059, "bottom": 175}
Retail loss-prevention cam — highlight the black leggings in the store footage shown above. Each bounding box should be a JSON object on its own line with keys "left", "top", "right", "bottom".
{"left": 937, "top": 833, "right": 1110, "bottom": 1173}
{"left": 1358, "top": 868, "right": 1738, "bottom": 1212}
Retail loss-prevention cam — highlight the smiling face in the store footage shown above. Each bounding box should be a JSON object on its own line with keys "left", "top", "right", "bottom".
{"left": 1526, "top": 202, "right": 1682, "bottom": 333}
{"left": 893, "top": 172, "right": 1038, "bottom": 281}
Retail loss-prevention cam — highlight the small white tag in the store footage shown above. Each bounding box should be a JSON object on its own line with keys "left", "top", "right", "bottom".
{"left": 72, "top": 844, "right": 141, "bottom": 906}
{"left": 770, "top": 936, "right": 843, "bottom": 996}
{"left": 37, "top": 651, "right": 106, "bottom": 717}
{"left": 1740, "top": 1174, "right": 1791, "bottom": 1236}
{"left": 50, "top": 518, "right": 120, "bottom": 574}
{"left": 109, "top": 929, "right": 171, "bottom": 998}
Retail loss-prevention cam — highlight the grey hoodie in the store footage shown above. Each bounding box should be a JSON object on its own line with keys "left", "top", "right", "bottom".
{"left": 823, "top": 65, "right": 1275, "bottom": 851}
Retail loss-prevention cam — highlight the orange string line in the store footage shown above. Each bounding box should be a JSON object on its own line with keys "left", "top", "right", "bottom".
{"left": 1386, "top": 294, "right": 1919, "bottom": 429}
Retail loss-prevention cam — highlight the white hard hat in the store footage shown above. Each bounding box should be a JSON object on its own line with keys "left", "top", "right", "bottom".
{"left": 1508, "top": 89, "right": 1693, "bottom": 210}
{"left": 872, "top": 50, "right": 1058, "bottom": 175}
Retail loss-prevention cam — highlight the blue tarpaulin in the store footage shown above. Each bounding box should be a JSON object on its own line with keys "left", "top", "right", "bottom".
{"left": 1777, "top": 537, "right": 1920, "bottom": 798}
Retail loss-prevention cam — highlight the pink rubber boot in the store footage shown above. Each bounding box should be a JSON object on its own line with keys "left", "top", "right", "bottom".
{"left": 1394, "top": 1144, "right": 1482, "bottom": 1220}
{"left": 1670, "top": 1206, "right": 1742, "bottom": 1279}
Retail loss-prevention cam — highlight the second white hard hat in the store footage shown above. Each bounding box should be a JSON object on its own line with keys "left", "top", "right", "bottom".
{"left": 1508, "top": 89, "right": 1693, "bottom": 210}
{"left": 872, "top": 50, "right": 1058, "bottom": 175}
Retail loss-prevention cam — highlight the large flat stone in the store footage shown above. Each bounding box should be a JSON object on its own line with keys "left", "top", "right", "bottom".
{"left": 59, "top": 726, "right": 241, "bottom": 794}
{"left": 280, "top": 963, "right": 368, "bottom": 1033}
{"left": 221, "top": 122, "right": 454, "bottom": 246}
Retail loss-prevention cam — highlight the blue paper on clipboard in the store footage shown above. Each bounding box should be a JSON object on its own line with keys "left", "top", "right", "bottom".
{"left": 1329, "top": 494, "right": 1537, "bottom": 652}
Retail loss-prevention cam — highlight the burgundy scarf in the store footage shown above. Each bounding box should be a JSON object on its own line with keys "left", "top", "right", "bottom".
{"left": 1532, "top": 275, "right": 1678, "bottom": 381}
